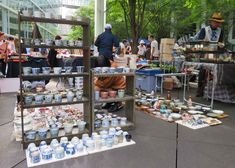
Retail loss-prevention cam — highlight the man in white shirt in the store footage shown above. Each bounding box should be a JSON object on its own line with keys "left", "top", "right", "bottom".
{"left": 148, "top": 34, "right": 159, "bottom": 60}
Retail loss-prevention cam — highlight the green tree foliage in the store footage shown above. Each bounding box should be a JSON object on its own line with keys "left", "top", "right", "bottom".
{"left": 69, "top": 0, "right": 235, "bottom": 49}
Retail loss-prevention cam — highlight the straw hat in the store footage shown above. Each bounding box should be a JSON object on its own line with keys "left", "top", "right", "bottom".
{"left": 209, "top": 12, "right": 224, "bottom": 23}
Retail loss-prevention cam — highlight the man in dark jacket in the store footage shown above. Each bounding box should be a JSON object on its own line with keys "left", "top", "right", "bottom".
{"left": 95, "top": 24, "right": 119, "bottom": 67}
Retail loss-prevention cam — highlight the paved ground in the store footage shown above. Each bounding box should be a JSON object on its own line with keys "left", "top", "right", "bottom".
{"left": 0, "top": 90, "right": 234, "bottom": 168}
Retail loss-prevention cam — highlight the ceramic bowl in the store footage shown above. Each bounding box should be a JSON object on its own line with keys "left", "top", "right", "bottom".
{"left": 42, "top": 67, "right": 51, "bottom": 74}
{"left": 32, "top": 68, "right": 40, "bottom": 75}
{"left": 64, "top": 123, "right": 73, "bottom": 134}
{"left": 93, "top": 67, "right": 102, "bottom": 74}
{"left": 100, "top": 91, "right": 108, "bottom": 99}
{"left": 23, "top": 67, "right": 32, "bottom": 75}
{"left": 115, "top": 67, "right": 124, "bottom": 73}
{"left": 25, "top": 130, "right": 37, "bottom": 140}
{"left": 109, "top": 67, "right": 116, "bottom": 73}
{"left": 38, "top": 128, "right": 48, "bottom": 139}
{"left": 108, "top": 90, "right": 117, "bottom": 98}
{"left": 101, "top": 67, "right": 109, "bottom": 73}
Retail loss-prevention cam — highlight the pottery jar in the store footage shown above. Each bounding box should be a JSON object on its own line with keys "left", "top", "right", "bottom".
{"left": 102, "top": 118, "right": 109, "bottom": 128}
{"left": 95, "top": 138, "right": 102, "bottom": 150}
{"left": 27, "top": 143, "right": 36, "bottom": 153}
{"left": 125, "top": 134, "right": 132, "bottom": 142}
{"left": 30, "top": 147, "right": 41, "bottom": 163}
{"left": 120, "top": 117, "right": 127, "bottom": 126}
{"left": 116, "top": 132, "right": 123, "bottom": 143}
{"left": 38, "top": 128, "right": 47, "bottom": 139}
{"left": 94, "top": 120, "right": 102, "bottom": 128}
{"left": 76, "top": 141, "right": 84, "bottom": 152}
{"left": 95, "top": 90, "right": 100, "bottom": 100}
{"left": 50, "top": 139, "right": 59, "bottom": 150}
{"left": 86, "top": 139, "right": 95, "bottom": 151}
{"left": 106, "top": 137, "right": 113, "bottom": 148}
{"left": 66, "top": 143, "right": 76, "bottom": 155}
{"left": 55, "top": 146, "right": 65, "bottom": 159}
{"left": 66, "top": 91, "right": 75, "bottom": 102}
{"left": 76, "top": 90, "right": 82, "bottom": 100}
{"left": 42, "top": 147, "right": 53, "bottom": 160}
{"left": 50, "top": 124, "right": 59, "bottom": 137}
{"left": 111, "top": 118, "right": 119, "bottom": 127}
{"left": 54, "top": 93, "right": 62, "bottom": 103}
{"left": 64, "top": 123, "right": 73, "bottom": 134}
{"left": 77, "top": 121, "right": 86, "bottom": 132}
{"left": 60, "top": 137, "right": 68, "bottom": 150}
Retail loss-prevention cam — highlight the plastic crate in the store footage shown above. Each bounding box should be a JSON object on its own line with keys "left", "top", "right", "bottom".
{"left": 135, "top": 69, "right": 163, "bottom": 92}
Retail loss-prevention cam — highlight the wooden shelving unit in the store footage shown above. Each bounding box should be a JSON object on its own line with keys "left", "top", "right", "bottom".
{"left": 18, "top": 13, "right": 91, "bottom": 148}
{"left": 90, "top": 70, "right": 136, "bottom": 132}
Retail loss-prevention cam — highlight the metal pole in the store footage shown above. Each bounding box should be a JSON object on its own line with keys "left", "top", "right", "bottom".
{"left": 175, "top": 123, "right": 179, "bottom": 168}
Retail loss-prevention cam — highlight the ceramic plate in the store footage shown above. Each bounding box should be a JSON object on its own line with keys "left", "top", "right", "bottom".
{"left": 188, "top": 110, "right": 202, "bottom": 114}
{"left": 202, "top": 107, "right": 211, "bottom": 111}
{"left": 188, "top": 106, "right": 197, "bottom": 110}
{"left": 206, "top": 113, "right": 219, "bottom": 118}
{"left": 212, "top": 110, "right": 224, "bottom": 114}
{"left": 171, "top": 113, "right": 181, "bottom": 119}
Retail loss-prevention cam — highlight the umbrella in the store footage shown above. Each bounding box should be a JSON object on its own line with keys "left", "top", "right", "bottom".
{"left": 32, "top": 23, "right": 42, "bottom": 39}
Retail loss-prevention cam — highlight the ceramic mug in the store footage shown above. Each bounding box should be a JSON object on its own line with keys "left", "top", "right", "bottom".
{"left": 44, "top": 94, "right": 53, "bottom": 103}
{"left": 42, "top": 67, "right": 51, "bottom": 74}
{"left": 24, "top": 95, "right": 33, "bottom": 105}
{"left": 34, "top": 94, "right": 44, "bottom": 104}
{"left": 53, "top": 67, "right": 62, "bottom": 74}
{"left": 32, "top": 68, "right": 40, "bottom": 75}
{"left": 64, "top": 66, "right": 73, "bottom": 73}
{"left": 54, "top": 93, "right": 62, "bottom": 103}
{"left": 50, "top": 125, "right": 59, "bottom": 137}
{"left": 25, "top": 130, "right": 37, "bottom": 140}
{"left": 55, "top": 40, "right": 62, "bottom": 46}
{"left": 76, "top": 66, "right": 84, "bottom": 73}
{"left": 118, "top": 89, "right": 125, "bottom": 98}
{"left": 23, "top": 67, "right": 32, "bottom": 75}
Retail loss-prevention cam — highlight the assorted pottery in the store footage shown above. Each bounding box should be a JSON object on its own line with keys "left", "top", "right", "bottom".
{"left": 27, "top": 129, "right": 132, "bottom": 164}
{"left": 136, "top": 91, "right": 224, "bottom": 127}
{"left": 93, "top": 67, "right": 132, "bottom": 74}
{"left": 95, "top": 113, "right": 128, "bottom": 129}
{"left": 96, "top": 89, "right": 125, "bottom": 100}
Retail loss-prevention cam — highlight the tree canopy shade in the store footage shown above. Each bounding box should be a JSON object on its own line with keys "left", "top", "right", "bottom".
{"left": 69, "top": 0, "right": 235, "bottom": 52}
